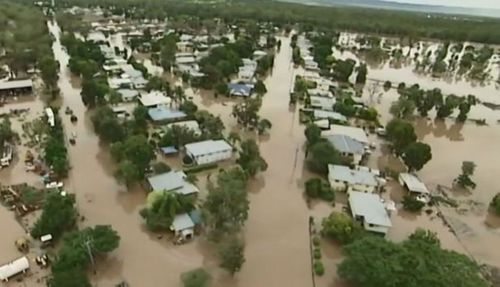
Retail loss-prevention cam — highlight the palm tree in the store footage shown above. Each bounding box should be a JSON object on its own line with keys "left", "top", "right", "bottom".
{"left": 228, "top": 131, "right": 241, "bottom": 147}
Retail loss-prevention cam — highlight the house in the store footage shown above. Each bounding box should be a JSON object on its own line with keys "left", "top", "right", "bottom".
{"left": 310, "top": 96, "right": 336, "bottom": 111}
{"left": 147, "top": 171, "right": 199, "bottom": 195}
{"left": 321, "top": 124, "right": 369, "bottom": 146}
{"left": 185, "top": 140, "right": 232, "bottom": 165}
{"left": 108, "top": 77, "right": 132, "bottom": 89}
{"left": 99, "top": 45, "right": 115, "bottom": 59}
{"left": 139, "top": 91, "right": 171, "bottom": 108}
{"left": 148, "top": 107, "right": 187, "bottom": 122}
{"left": 117, "top": 89, "right": 139, "bottom": 102}
{"left": 228, "top": 83, "right": 252, "bottom": 97}
{"left": 325, "top": 134, "right": 365, "bottom": 164}
{"left": 0, "top": 256, "right": 29, "bottom": 282}
{"left": 165, "top": 120, "right": 201, "bottom": 135}
{"left": 328, "top": 164, "right": 380, "bottom": 193}
{"left": 238, "top": 68, "right": 255, "bottom": 83}
{"left": 171, "top": 213, "right": 195, "bottom": 240}
{"left": 399, "top": 173, "right": 430, "bottom": 196}
{"left": 313, "top": 110, "right": 347, "bottom": 123}
{"left": 308, "top": 89, "right": 334, "bottom": 98}
{"left": 348, "top": 191, "right": 392, "bottom": 235}
{"left": 0, "top": 79, "right": 33, "bottom": 96}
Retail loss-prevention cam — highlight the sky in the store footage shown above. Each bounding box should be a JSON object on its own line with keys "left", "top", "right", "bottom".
{"left": 386, "top": 0, "right": 500, "bottom": 9}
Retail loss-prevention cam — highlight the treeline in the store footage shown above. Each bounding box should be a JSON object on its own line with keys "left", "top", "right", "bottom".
{"left": 49, "top": 0, "right": 500, "bottom": 44}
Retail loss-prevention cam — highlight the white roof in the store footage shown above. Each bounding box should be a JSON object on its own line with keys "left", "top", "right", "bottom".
{"left": 0, "top": 257, "right": 29, "bottom": 281}
{"left": 310, "top": 96, "right": 336, "bottom": 110}
{"left": 147, "top": 171, "right": 199, "bottom": 195}
{"left": 185, "top": 140, "right": 232, "bottom": 157}
{"left": 399, "top": 173, "right": 429, "bottom": 194}
{"left": 313, "top": 110, "right": 347, "bottom": 122}
{"left": 117, "top": 89, "right": 139, "bottom": 100}
{"left": 40, "top": 234, "right": 53, "bottom": 242}
{"left": 0, "top": 79, "right": 33, "bottom": 91}
{"left": 322, "top": 124, "right": 369, "bottom": 145}
{"left": 171, "top": 213, "right": 195, "bottom": 231}
{"left": 348, "top": 191, "right": 392, "bottom": 227}
{"left": 108, "top": 77, "right": 132, "bottom": 89}
{"left": 139, "top": 91, "right": 171, "bottom": 107}
{"left": 166, "top": 120, "right": 201, "bottom": 135}
{"left": 328, "top": 164, "right": 378, "bottom": 187}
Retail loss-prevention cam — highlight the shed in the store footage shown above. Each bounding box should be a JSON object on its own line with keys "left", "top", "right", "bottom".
{"left": 399, "top": 173, "right": 429, "bottom": 195}
{"left": 160, "top": 146, "right": 178, "bottom": 156}
{"left": 348, "top": 191, "right": 392, "bottom": 235}
{"left": 185, "top": 140, "right": 232, "bottom": 165}
{"left": 0, "top": 257, "right": 29, "bottom": 282}
{"left": 148, "top": 107, "right": 187, "bottom": 122}
{"left": 117, "top": 89, "right": 139, "bottom": 102}
{"left": 171, "top": 213, "right": 195, "bottom": 240}
{"left": 0, "top": 79, "right": 33, "bottom": 96}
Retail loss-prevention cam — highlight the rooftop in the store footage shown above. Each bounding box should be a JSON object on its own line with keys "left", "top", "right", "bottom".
{"left": 399, "top": 173, "right": 429, "bottom": 194}
{"left": 325, "top": 134, "right": 365, "bottom": 155}
{"left": 348, "top": 191, "right": 392, "bottom": 227}
{"left": 313, "top": 110, "right": 347, "bottom": 122}
{"left": 185, "top": 140, "right": 232, "bottom": 157}
{"left": 139, "top": 91, "right": 171, "bottom": 107}
{"left": 310, "top": 96, "right": 336, "bottom": 110}
{"left": 165, "top": 120, "right": 201, "bottom": 135}
{"left": 171, "top": 213, "right": 195, "bottom": 231}
{"left": 322, "top": 124, "right": 369, "bottom": 145}
{"left": 328, "top": 164, "right": 378, "bottom": 187}
{"left": 0, "top": 79, "right": 33, "bottom": 91}
{"left": 147, "top": 171, "right": 199, "bottom": 195}
{"left": 228, "top": 83, "right": 252, "bottom": 97}
{"left": 148, "top": 107, "right": 187, "bottom": 122}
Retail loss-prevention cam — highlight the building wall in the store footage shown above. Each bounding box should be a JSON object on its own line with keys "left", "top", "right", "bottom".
{"left": 190, "top": 149, "right": 232, "bottom": 165}
{"left": 363, "top": 221, "right": 389, "bottom": 235}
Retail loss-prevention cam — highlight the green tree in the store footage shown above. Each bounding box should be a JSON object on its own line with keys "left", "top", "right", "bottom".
{"left": 304, "top": 178, "right": 335, "bottom": 201}
{"left": 81, "top": 77, "right": 109, "bottom": 107}
{"left": 386, "top": 119, "right": 417, "bottom": 155}
{"left": 115, "top": 160, "right": 142, "bottom": 187}
{"left": 140, "top": 191, "right": 195, "bottom": 232}
{"left": 307, "top": 141, "right": 341, "bottom": 174}
{"left": 402, "top": 142, "right": 432, "bottom": 171}
{"left": 91, "top": 106, "right": 126, "bottom": 143}
{"left": 402, "top": 195, "right": 425, "bottom": 212}
{"left": 180, "top": 101, "right": 199, "bottom": 117}
{"left": 333, "top": 59, "right": 356, "bottom": 82}
{"left": 203, "top": 168, "right": 249, "bottom": 238}
{"left": 181, "top": 268, "right": 212, "bottom": 287}
{"left": 454, "top": 161, "right": 477, "bottom": 189}
{"left": 355, "top": 63, "right": 368, "bottom": 84}
{"left": 490, "top": 193, "right": 500, "bottom": 216}
{"left": 0, "top": 118, "right": 15, "bottom": 148}
{"left": 228, "top": 131, "right": 241, "bottom": 146}
{"left": 390, "top": 98, "right": 416, "bottom": 119}
{"left": 338, "top": 235, "right": 488, "bottom": 287}
{"left": 232, "top": 97, "right": 262, "bottom": 129}
{"left": 237, "top": 139, "right": 268, "bottom": 176}
{"left": 321, "top": 212, "right": 363, "bottom": 245}
{"left": 218, "top": 236, "right": 245, "bottom": 276}
{"left": 31, "top": 191, "right": 77, "bottom": 240}
{"left": 257, "top": 118, "right": 272, "bottom": 135}
{"left": 254, "top": 80, "right": 267, "bottom": 95}
{"left": 152, "top": 162, "right": 171, "bottom": 174}
{"left": 111, "top": 135, "right": 154, "bottom": 174}
{"left": 304, "top": 124, "right": 322, "bottom": 148}
{"left": 408, "top": 228, "right": 440, "bottom": 246}
{"left": 50, "top": 268, "right": 91, "bottom": 287}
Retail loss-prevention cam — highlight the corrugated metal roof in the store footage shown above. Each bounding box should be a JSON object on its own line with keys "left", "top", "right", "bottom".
{"left": 349, "top": 191, "right": 392, "bottom": 227}
{"left": 185, "top": 140, "right": 232, "bottom": 157}
{"left": 148, "top": 107, "right": 186, "bottom": 122}
{"left": 325, "top": 134, "right": 365, "bottom": 155}
{"left": 171, "top": 213, "right": 195, "bottom": 231}
{"left": 322, "top": 124, "right": 369, "bottom": 145}
{"left": 399, "top": 173, "right": 429, "bottom": 194}
{"left": 328, "top": 164, "right": 378, "bottom": 187}
{"left": 147, "top": 171, "right": 198, "bottom": 195}
{"left": 0, "top": 79, "right": 33, "bottom": 91}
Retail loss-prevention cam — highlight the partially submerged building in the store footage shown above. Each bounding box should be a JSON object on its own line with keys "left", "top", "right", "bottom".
{"left": 399, "top": 173, "right": 430, "bottom": 196}
{"left": 139, "top": 91, "right": 171, "bottom": 108}
{"left": 321, "top": 124, "right": 369, "bottom": 146}
{"left": 0, "top": 256, "right": 29, "bottom": 282}
{"left": 185, "top": 140, "right": 232, "bottom": 165}
{"left": 0, "top": 79, "right": 33, "bottom": 97}
{"left": 348, "top": 191, "right": 392, "bottom": 235}
{"left": 228, "top": 83, "right": 252, "bottom": 97}
{"left": 148, "top": 107, "right": 187, "bottom": 123}
{"left": 165, "top": 120, "right": 201, "bottom": 135}
{"left": 328, "top": 164, "right": 380, "bottom": 193}
{"left": 171, "top": 213, "right": 195, "bottom": 241}
{"left": 325, "top": 134, "right": 366, "bottom": 164}
{"left": 147, "top": 171, "right": 199, "bottom": 195}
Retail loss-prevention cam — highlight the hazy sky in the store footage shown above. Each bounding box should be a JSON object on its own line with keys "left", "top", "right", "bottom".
{"left": 387, "top": 0, "right": 500, "bottom": 9}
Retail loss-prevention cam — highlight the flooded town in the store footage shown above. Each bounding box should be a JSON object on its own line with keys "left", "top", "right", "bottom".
{"left": 2, "top": 0, "right": 500, "bottom": 287}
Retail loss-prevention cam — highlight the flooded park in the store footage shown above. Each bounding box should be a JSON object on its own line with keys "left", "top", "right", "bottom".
{"left": 2, "top": 6, "right": 500, "bottom": 287}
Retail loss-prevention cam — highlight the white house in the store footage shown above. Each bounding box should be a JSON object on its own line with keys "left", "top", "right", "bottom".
{"left": 328, "top": 164, "right": 380, "bottom": 193}
{"left": 310, "top": 96, "right": 336, "bottom": 111}
{"left": 0, "top": 256, "right": 29, "bottom": 282}
{"left": 139, "top": 91, "right": 171, "bottom": 108}
{"left": 399, "top": 173, "right": 430, "bottom": 196}
{"left": 171, "top": 213, "right": 195, "bottom": 240}
{"left": 325, "top": 134, "right": 365, "bottom": 164}
{"left": 321, "top": 124, "right": 369, "bottom": 146}
{"left": 348, "top": 191, "right": 392, "bottom": 235}
{"left": 185, "top": 140, "right": 232, "bottom": 165}
{"left": 147, "top": 171, "right": 199, "bottom": 195}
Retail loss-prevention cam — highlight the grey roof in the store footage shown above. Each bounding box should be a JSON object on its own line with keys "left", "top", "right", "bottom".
{"left": 0, "top": 79, "right": 33, "bottom": 91}
{"left": 310, "top": 96, "right": 336, "bottom": 110}
{"left": 171, "top": 213, "right": 195, "bottom": 231}
{"left": 325, "top": 134, "right": 365, "bottom": 155}
{"left": 399, "top": 173, "right": 429, "bottom": 194}
{"left": 328, "top": 165, "right": 378, "bottom": 187}
{"left": 313, "top": 110, "right": 347, "bottom": 122}
{"left": 322, "top": 125, "right": 369, "bottom": 145}
{"left": 117, "top": 89, "right": 139, "bottom": 100}
{"left": 147, "top": 171, "right": 199, "bottom": 195}
{"left": 348, "top": 191, "right": 392, "bottom": 227}
{"left": 185, "top": 140, "right": 232, "bottom": 157}
{"left": 148, "top": 107, "right": 187, "bottom": 122}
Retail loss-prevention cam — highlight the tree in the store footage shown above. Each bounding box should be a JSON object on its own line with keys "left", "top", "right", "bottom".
{"left": 304, "top": 178, "right": 334, "bottom": 201}
{"left": 390, "top": 98, "right": 416, "bottom": 119}
{"left": 91, "top": 106, "right": 126, "bottom": 143}
{"left": 181, "top": 268, "right": 212, "bottom": 287}
{"left": 385, "top": 119, "right": 417, "bottom": 155}
{"left": 237, "top": 139, "right": 268, "bottom": 176}
{"left": 355, "top": 63, "right": 368, "bottom": 84}
{"left": 454, "top": 161, "right": 477, "bottom": 189}
{"left": 333, "top": 59, "right": 356, "bottom": 82}
{"left": 152, "top": 162, "right": 171, "bottom": 174}
{"left": 490, "top": 193, "right": 500, "bottom": 216}
{"left": 180, "top": 101, "right": 199, "bottom": 117}
{"left": 232, "top": 97, "right": 262, "bottom": 129}
{"left": 146, "top": 76, "right": 170, "bottom": 92}
{"left": 203, "top": 168, "right": 249, "bottom": 238}
{"left": 0, "top": 118, "right": 15, "bottom": 148}
{"left": 195, "top": 110, "right": 225, "bottom": 139}
{"left": 257, "top": 118, "right": 272, "bottom": 135}
{"left": 402, "top": 142, "right": 432, "bottom": 171}
{"left": 409, "top": 228, "right": 440, "bottom": 246}
{"left": 111, "top": 135, "right": 155, "bottom": 174}
{"left": 50, "top": 268, "right": 91, "bottom": 287}
{"left": 304, "top": 124, "right": 322, "bottom": 148}
{"left": 140, "top": 192, "right": 195, "bottom": 232}
{"left": 228, "top": 131, "right": 241, "bottom": 146}
{"left": 115, "top": 160, "right": 142, "bottom": 187}
{"left": 80, "top": 77, "right": 109, "bottom": 107}
{"left": 321, "top": 212, "right": 363, "bottom": 245}
{"left": 402, "top": 195, "right": 425, "bottom": 212}
{"left": 133, "top": 105, "right": 149, "bottom": 130}
{"left": 307, "top": 141, "right": 341, "bottom": 174}
{"left": 254, "top": 80, "right": 267, "bottom": 95}
{"left": 31, "top": 191, "right": 77, "bottom": 240}
{"left": 338, "top": 235, "right": 488, "bottom": 287}
{"left": 218, "top": 236, "right": 245, "bottom": 276}
{"left": 383, "top": 81, "right": 392, "bottom": 90}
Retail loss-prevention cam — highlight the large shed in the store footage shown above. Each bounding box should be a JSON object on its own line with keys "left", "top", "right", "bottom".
{"left": 0, "top": 79, "right": 33, "bottom": 96}
{"left": 0, "top": 257, "right": 29, "bottom": 282}
{"left": 185, "top": 140, "right": 232, "bottom": 165}
{"left": 398, "top": 173, "right": 429, "bottom": 195}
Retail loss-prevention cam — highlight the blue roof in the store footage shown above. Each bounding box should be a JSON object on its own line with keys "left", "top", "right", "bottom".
{"left": 148, "top": 107, "right": 187, "bottom": 122}
{"left": 160, "top": 146, "right": 178, "bottom": 155}
{"left": 228, "top": 83, "right": 252, "bottom": 97}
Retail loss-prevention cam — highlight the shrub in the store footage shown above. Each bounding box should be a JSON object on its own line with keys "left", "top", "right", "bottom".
{"left": 305, "top": 178, "right": 335, "bottom": 202}
{"left": 314, "top": 261, "right": 325, "bottom": 276}
{"left": 184, "top": 162, "right": 218, "bottom": 174}
{"left": 403, "top": 195, "right": 425, "bottom": 212}
{"left": 490, "top": 193, "right": 500, "bottom": 216}
{"left": 152, "top": 162, "right": 171, "bottom": 174}
{"left": 312, "top": 236, "right": 321, "bottom": 247}
{"left": 313, "top": 248, "right": 322, "bottom": 259}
